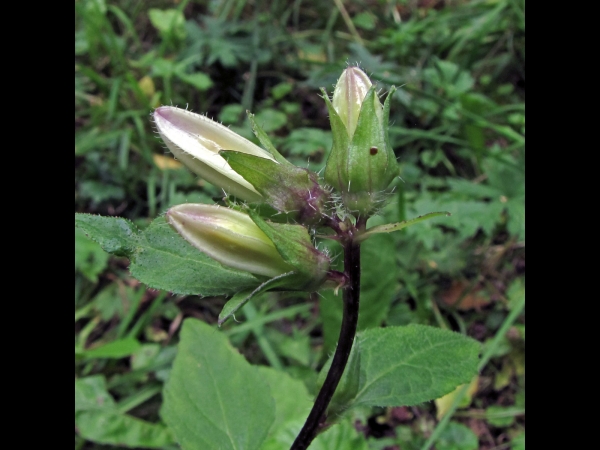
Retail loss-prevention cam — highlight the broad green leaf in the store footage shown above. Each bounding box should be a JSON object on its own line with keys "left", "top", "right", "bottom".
{"left": 320, "top": 233, "right": 399, "bottom": 352}
{"left": 258, "top": 367, "right": 312, "bottom": 450}
{"left": 130, "top": 217, "right": 259, "bottom": 296}
{"left": 77, "top": 337, "right": 141, "bottom": 359}
{"left": 75, "top": 227, "right": 109, "bottom": 282}
{"left": 436, "top": 422, "right": 478, "bottom": 450}
{"left": 75, "top": 213, "right": 139, "bottom": 257}
{"left": 354, "top": 325, "right": 480, "bottom": 407}
{"left": 161, "top": 319, "right": 275, "bottom": 450}
{"left": 75, "top": 376, "right": 174, "bottom": 447}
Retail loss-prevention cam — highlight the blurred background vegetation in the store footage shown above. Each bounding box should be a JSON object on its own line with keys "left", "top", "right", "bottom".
{"left": 75, "top": 0, "right": 524, "bottom": 448}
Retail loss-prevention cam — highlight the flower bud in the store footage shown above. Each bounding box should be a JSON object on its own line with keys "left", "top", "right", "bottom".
{"left": 166, "top": 204, "right": 293, "bottom": 278}
{"left": 166, "top": 204, "right": 330, "bottom": 291}
{"left": 323, "top": 67, "right": 399, "bottom": 215}
{"left": 331, "top": 67, "right": 374, "bottom": 138}
{"left": 154, "top": 106, "right": 277, "bottom": 202}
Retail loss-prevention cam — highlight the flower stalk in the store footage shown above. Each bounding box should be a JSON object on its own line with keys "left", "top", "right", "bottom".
{"left": 290, "top": 218, "right": 364, "bottom": 450}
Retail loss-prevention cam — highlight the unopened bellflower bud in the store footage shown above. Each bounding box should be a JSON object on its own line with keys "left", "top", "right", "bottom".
{"left": 323, "top": 67, "right": 399, "bottom": 215}
{"left": 167, "top": 204, "right": 293, "bottom": 278}
{"left": 154, "top": 106, "right": 277, "bottom": 202}
{"left": 166, "top": 204, "right": 330, "bottom": 291}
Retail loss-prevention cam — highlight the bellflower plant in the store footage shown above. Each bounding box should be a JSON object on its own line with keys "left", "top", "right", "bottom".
{"left": 75, "top": 67, "right": 480, "bottom": 450}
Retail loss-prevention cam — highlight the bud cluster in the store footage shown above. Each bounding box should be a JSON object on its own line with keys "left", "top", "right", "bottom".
{"left": 152, "top": 67, "right": 399, "bottom": 307}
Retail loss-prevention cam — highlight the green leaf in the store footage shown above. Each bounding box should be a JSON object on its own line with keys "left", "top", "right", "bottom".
{"left": 148, "top": 8, "right": 186, "bottom": 40}
{"left": 436, "top": 422, "right": 478, "bottom": 450}
{"left": 311, "top": 419, "right": 369, "bottom": 450}
{"left": 272, "top": 330, "right": 312, "bottom": 366}
{"left": 161, "top": 319, "right": 275, "bottom": 450}
{"left": 75, "top": 213, "right": 139, "bottom": 257}
{"left": 75, "top": 376, "right": 115, "bottom": 412}
{"left": 178, "top": 72, "right": 213, "bottom": 90}
{"left": 258, "top": 367, "right": 312, "bottom": 450}
{"left": 75, "top": 228, "right": 109, "bottom": 282}
{"left": 218, "top": 271, "right": 295, "bottom": 326}
{"left": 356, "top": 211, "right": 451, "bottom": 243}
{"left": 354, "top": 325, "right": 480, "bottom": 407}
{"left": 254, "top": 108, "right": 287, "bottom": 132}
{"left": 78, "top": 337, "right": 141, "bottom": 359}
{"left": 75, "top": 376, "right": 174, "bottom": 447}
{"left": 130, "top": 217, "right": 259, "bottom": 296}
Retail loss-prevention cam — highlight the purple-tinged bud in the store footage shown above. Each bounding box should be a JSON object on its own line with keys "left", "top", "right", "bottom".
{"left": 154, "top": 106, "right": 277, "bottom": 202}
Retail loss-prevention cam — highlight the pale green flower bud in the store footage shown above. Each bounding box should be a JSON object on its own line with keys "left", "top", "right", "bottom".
{"left": 323, "top": 67, "right": 399, "bottom": 215}
{"left": 331, "top": 67, "right": 376, "bottom": 138}
{"left": 154, "top": 106, "right": 277, "bottom": 202}
{"left": 166, "top": 204, "right": 294, "bottom": 278}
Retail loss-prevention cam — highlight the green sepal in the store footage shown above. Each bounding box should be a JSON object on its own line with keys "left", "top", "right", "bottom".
{"left": 246, "top": 111, "right": 291, "bottom": 165}
{"left": 247, "top": 209, "right": 329, "bottom": 291}
{"left": 221, "top": 150, "right": 328, "bottom": 223}
{"left": 75, "top": 213, "right": 139, "bottom": 257}
{"left": 347, "top": 86, "right": 398, "bottom": 195}
{"left": 218, "top": 271, "right": 295, "bottom": 326}
{"left": 321, "top": 88, "right": 350, "bottom": 192}
{"left": 356, "top": 211, "right": 451, "bottom": 243}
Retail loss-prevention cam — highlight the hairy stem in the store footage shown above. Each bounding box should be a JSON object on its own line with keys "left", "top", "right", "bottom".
{"left": 290, "top": 231, "right": 362, "bottom": 449}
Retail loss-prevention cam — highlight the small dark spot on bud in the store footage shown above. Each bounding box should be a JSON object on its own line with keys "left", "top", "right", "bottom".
{"left": 370, "top": 147, "right": 378, "bottom": 155}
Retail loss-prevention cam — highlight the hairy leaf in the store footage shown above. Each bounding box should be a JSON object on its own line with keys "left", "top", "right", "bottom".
{"left": 75, "top": 213, "right": 139, "bottom": 257}
{"left": 354, "top": 325, "right": 480, "bottom": 407}
{"left": 130, "top": 217, "right": 259, "bottom": 296}
{"left": 75, "top": 376, "right": 173, "bottom": 447}
{"left": 161, "top": 319, "right": 275, "bottom": 450}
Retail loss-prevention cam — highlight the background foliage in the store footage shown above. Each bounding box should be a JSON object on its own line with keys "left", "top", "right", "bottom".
{"left": 75, "top": 0, "right": 525, "bottom": 448}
